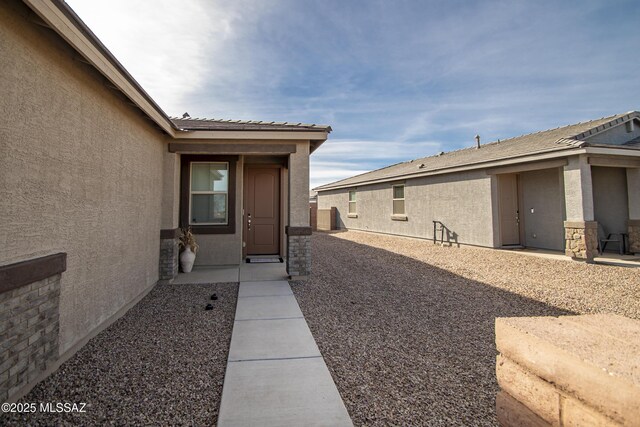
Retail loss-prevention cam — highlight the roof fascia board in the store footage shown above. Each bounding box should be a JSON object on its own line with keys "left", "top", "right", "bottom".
{"left": 316, "top": 148, "right": 584, "bottom": 191}
{"left": 23, "top": 0, "right": 176, "bottom": 136}
{"left": 174, "top": 130, "right": 329, "bottom": 141}
{"left": 584, "top": 146, "right": 640, "bottom": 157}
{"left": 168, "top": 143, "right": 297, "bottom": 155}
{"left": 587, "top": 156, "right": 640, "bottom": 168}
{"left": 486, "top": 158, "right": 568, "bottom": 175}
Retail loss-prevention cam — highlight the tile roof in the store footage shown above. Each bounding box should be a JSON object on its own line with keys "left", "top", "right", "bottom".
{"left": 171, "top": 117, "right": 332, "bottom": 132}
{"left": 316, "top": 111, "right": 640, "bottom": 191}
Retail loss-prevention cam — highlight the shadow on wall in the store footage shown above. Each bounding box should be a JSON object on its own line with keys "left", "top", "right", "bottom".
{"left": 432, "top": 220, "right": 459, "bottom": 247}
{"left": 333, "top": 212, "right": 461, "bottom": 248}
{"left": 336, "top": 210, "right": 344, "bottom": 229}
{"left": 293, "top": 232, "right": 575, "bottom": 426}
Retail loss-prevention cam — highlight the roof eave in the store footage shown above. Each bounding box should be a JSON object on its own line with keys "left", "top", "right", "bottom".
{"left": 173, "top": 129, "right": 330, "bottom": 142}
{"left": 24, "top": 0, "right": 177, "bottom": 136}
{"left": 316, "top": 142, "right": 640, "bottom": 192}
{"left": 314, "top": 146, "right": 582, "bottom": 191}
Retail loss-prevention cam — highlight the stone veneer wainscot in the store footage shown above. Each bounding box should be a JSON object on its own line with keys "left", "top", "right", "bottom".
{"left": 564, "top": 221, "right": 598, "bottom": 262}
{"left": 0, "top": 253, "right": 65, "bottom": 402}
{"left": 159, "top": 229, "right": 180, "bottom": 281}
{"left": 286, "top": 227, "right": 312, "bottom": 279}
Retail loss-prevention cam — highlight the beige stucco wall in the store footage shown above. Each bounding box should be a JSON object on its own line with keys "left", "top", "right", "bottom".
{"left": 317, "top": 169, "right": 496, "bottom": 247}
{"left": 194, "top": 157, "right": 244, "bottom": 265}
{"left": 161, "top": 151, "right": 181, "bottom": 229}
{"left": 520, "top": 168, "right": 566, "bottom": 251}
{"left": 592, "top": 166, "right": 629, "bottom": 235}
{"left": 0, "top": 0, "right": 164, "bottom": 353}
{"left": 289, "top": 142, "right": 310, "bottom": 226}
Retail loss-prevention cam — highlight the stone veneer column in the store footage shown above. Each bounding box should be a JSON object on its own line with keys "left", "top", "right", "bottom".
{"left": 287, "top": 142, "right": 311, "bottom": 279}
{"left": 159, "top": 151, "right": 181, "bottom": 281}
{"left": 159, "top": 229, "right": 179, "bottom": 281}
{"left": 286, "top": 226, "right": 312, "bottom": 279}
{"left": 564, "top": 221, "right": 598, "bottom": 262}
{"left": 563, "top": 156, "right": 597, "bottom": 261}
{"left": 0, "top": 253, "right": 66, "bottom": 402}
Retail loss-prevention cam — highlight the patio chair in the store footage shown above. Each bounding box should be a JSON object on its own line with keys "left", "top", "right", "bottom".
{"left": 597, "top": 223, "right": 624, "bottom": 255}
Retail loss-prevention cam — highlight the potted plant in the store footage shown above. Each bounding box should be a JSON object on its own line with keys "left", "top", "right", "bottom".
{"left": 179, "top": 226, "right": 199, "bottom": 273}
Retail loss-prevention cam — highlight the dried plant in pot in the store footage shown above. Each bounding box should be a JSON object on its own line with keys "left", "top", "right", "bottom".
{"left": 179, "top": 227, "right": 199, "bottom": 273}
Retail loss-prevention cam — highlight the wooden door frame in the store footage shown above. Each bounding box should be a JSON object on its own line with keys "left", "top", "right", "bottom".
{"left": 516, "top": 174, "right": 526, "bottom": 246}
{"left": 242, "top": 164, "right": 283, "bottom": 258}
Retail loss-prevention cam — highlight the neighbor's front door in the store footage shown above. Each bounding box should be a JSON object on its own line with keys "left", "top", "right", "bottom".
{"left": 498, "top": 173, "right": 520, "bottom": 246}
{"left": 245, "top": 165, "right": 280, "bottom": 255}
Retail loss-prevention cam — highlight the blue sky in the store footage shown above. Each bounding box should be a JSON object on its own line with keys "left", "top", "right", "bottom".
{"left": 66, "top": 0, "right": 640, "bottom": 189}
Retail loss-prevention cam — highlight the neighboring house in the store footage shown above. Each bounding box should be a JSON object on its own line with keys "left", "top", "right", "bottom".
{"left": 0, "top": 0, "right": 328, "bottom": 402}
{"left": 316, "top": 112, "right": 640, "bottom": 261}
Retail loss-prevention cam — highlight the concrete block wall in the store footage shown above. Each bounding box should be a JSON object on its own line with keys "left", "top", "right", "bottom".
{"left": 495, "top": 314, "right": 640, "bottom": 426}
{"left": 1, "top": 275, "right": 61, "bottom": 402}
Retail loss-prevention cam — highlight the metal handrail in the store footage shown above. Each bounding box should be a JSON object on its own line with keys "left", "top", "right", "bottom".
{"left": 433, "top": 221, "right": 445, "bottom": 245}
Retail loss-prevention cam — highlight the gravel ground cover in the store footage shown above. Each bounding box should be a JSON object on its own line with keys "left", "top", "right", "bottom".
{"left": 2, "top": 282, "right": 237, "bottom": 426}
{"left": 291, "top": 231, "right": 639, "bottom": 426}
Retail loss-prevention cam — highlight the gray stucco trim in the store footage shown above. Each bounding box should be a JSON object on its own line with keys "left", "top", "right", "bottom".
{"left": 391, "top": 214, "right": 408, "bottom": 221}
{"left": 168, "top": 143, "right": 297, "bottom": 154}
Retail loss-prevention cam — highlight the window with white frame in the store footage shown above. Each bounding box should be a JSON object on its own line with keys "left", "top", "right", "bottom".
{"left": 392, "top": 184, "right": 405, "bottom": 215}
{"left": 348, "top": 190, "right": 357, "bottom": 214}
{"left": 189, "top": 162, "right": 229, "bottom": 225}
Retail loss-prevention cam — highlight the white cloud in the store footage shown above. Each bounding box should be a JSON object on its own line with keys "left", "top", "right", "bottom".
{"left": 63, "top": 0, "right": 640, "bottom": 191}
{"left": 310, "top": 138, "right": 445, "bottom": 189}
{"left": 317, "top": 139, "right": 442, "bottom": 159}
{"left": 65, "top": 0, "right": 274, "bottom": 115}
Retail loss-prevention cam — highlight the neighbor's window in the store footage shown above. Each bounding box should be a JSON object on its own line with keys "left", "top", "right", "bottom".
{"left": 348, "top": 190, "right": 357, "bottom": 214}
{"left": 392, "top": 184, "right": 405, "bottom": 215}
{"left": 190, "top": 162, "right": 229, "bottom": 225}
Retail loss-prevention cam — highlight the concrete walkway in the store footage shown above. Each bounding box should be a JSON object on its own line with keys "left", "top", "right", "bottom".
{"left": 218, "top": 278, "right": 353, "bottom": 426}
{"left": 172, "top": 262, "right": 292, "bottom": 284}
{"left": 498, "top": 248, "right": 640, "bottom": 268}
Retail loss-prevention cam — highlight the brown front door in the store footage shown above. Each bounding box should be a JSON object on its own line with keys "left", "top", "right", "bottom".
{"left": 498, "top": 174, "right": 521, "bottom": 246}
{"left": 245, "top": 165, "right": 280, "bottom": 255}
